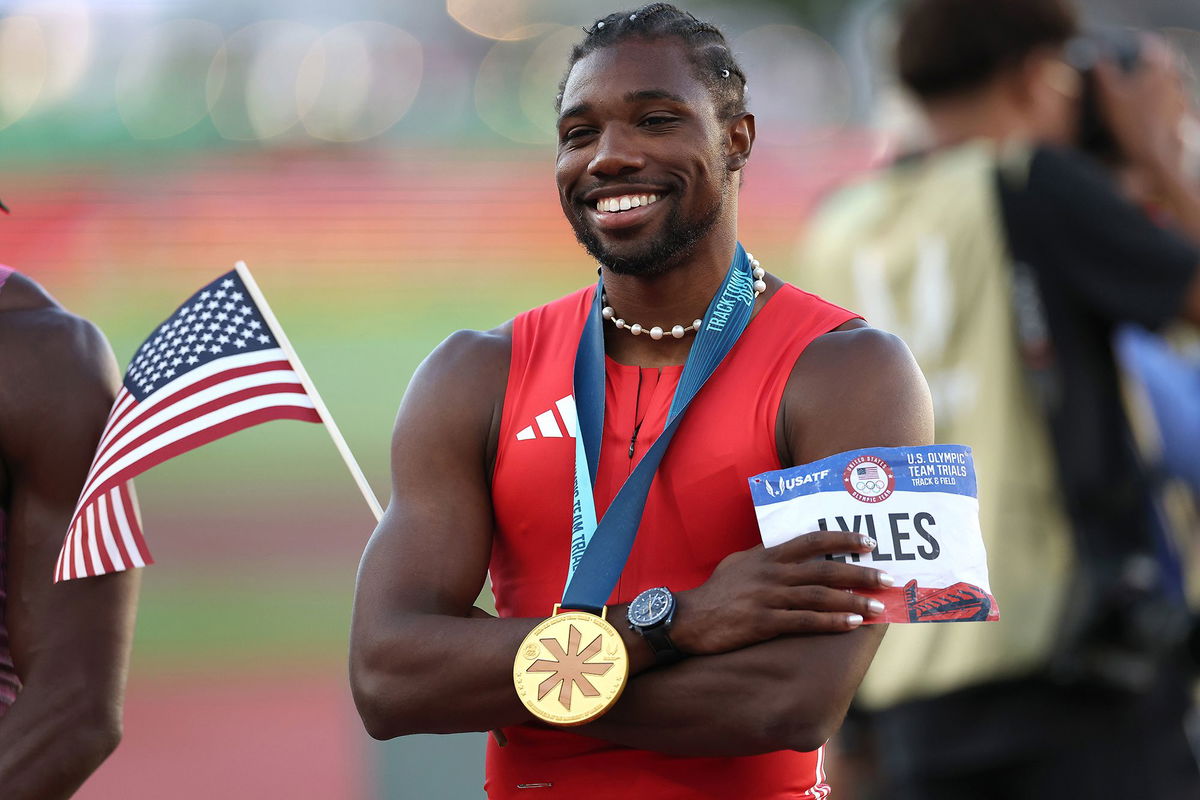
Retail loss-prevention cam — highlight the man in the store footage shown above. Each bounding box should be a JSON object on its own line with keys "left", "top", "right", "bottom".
{"left": 797, "top": 0, "right": 1200, "bottom": 796}
{"left": 350, "top": 4, "right": 931, "bottom": 798}
{"left": 0, "top": 266, "right": 141, "bottom": 797}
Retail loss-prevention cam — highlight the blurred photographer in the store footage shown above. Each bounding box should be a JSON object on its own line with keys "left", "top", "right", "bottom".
{"left": 796, "top": 0, "right": 1200, "bottom": 796}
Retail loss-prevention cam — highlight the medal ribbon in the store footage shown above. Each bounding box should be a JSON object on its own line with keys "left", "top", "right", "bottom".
{"left": 561, "top": 243, "right": 758, "bottom": 613}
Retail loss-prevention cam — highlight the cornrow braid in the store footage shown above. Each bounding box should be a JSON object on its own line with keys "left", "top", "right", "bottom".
{"left": 556, "top": 3, "right": 748, "bottom": 120}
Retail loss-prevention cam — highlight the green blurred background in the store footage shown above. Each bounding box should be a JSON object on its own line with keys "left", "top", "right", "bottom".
{"left": 0, "top": 0, "right": 1194, "bottom": 797}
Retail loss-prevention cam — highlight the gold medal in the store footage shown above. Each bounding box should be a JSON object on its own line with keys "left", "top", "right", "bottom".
{"left": 513, "top": 604, "right": 629, "bottom": 726}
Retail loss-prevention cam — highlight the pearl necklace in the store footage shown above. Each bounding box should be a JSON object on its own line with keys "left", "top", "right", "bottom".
{"left": 600, "top": 253, "right": 767, "bottom": 339}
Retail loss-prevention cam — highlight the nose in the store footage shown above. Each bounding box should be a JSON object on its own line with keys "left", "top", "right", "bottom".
{"left": 587, "top": 125, "right": 644, "bottom": 178}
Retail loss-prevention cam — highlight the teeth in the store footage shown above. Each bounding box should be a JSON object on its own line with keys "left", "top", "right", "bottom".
{"left": 596, "top": 193, "right": 661, "bottom": 213}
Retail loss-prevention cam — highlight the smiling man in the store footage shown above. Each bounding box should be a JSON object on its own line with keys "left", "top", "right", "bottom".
{"left": 349, "top": 5, "right": 932, "bottom": 798}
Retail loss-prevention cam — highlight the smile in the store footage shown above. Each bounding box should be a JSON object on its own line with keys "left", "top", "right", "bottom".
{"left": 595, "top": 193, "right": 661, "bottom": 213}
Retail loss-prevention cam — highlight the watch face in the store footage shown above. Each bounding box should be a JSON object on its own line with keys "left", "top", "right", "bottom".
{"left": 630, "top": 587, "right": 672, "bottom": 627}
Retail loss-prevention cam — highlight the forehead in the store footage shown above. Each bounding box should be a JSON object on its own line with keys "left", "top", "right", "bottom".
{"left": 560, "top": 38, "right": 715, "bottom": 115}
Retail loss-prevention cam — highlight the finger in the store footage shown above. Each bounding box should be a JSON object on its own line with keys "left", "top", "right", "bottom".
{"left": 779, "top": 558, "right": 895, "bottom": 590}
{"left": 768, "top": 607, "right": 867, "bottom": 634}
{"left": 771, "top": 530, "right": 877, "bottom": 562}
{"left": 769, "top": 585, "right": 887, "bottom": 618}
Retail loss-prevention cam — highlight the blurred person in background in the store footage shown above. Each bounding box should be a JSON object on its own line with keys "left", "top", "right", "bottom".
{"left": 796, "top": 0, "right": 1200, "bottom": 797}
{"left": 350, "top": 4, "right": 928, "bottom": 798}
{"left": 0, "top": 266, "right": 140, "bottom": 798}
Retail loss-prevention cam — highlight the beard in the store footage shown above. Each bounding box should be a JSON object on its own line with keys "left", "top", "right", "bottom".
{"left": 568, "top": 184, "right": 726, "bottom": 278}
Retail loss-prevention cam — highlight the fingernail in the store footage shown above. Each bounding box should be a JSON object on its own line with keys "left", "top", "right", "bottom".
{"left": 867, "top": 599, "right": 885, "bottom": 614}
{"left": 877, "top": 571, "right": 895, "bottom": 587}
{"left": 847, "top": 614, "right": 864, "bottom": 627}
{"left": 860, "top": 535, "right": 876, "bottom": 549}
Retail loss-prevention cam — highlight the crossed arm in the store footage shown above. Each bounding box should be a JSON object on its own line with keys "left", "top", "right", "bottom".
{"left": 350, "top": 321, "right": 932, "bottom": 755}
{"left": 0, "top": 282, "right": 140, "bottom": 799}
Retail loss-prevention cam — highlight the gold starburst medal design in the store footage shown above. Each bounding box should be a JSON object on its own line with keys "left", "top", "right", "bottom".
{"left": 513, "top": 605, "right": 629, "bottom": 726}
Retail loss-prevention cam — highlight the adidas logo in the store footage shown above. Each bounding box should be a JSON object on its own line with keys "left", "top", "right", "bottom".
{"left": 515, "top": 395, "right": 577, "bottom": 440}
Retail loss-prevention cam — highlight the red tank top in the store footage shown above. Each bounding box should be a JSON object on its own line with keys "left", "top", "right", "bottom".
{"left": 487, "top": 283, "right": 857, "bottom": 799}
{"left": 0, "top": 266, "right": 22, "bottom": 713}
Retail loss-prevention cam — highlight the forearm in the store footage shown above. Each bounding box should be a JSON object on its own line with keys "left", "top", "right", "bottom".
{"left": 0, "top": 686, "right": 120, "bottom": 799}
{"left": 353, "top": 612, "right": 540, "bottom": 737}
{"left": 354, "top": 600, "right": 660, "bottom": 739}
{"left": 581, "top": 628, "right": 885, "bottom": 757}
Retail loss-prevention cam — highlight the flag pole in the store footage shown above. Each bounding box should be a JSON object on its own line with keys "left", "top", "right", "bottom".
{"left": 234, "top": 261, "right": 385, "bottom": 523}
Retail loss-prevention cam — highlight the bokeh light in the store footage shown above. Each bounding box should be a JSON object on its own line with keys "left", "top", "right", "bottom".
{"left": 208, "top": 20, "right": 322, "bottom": 142}
{"left": 475, "top": 24, "right": 568, "bottom": 144}
{"left": 733, "top": 24, "right": 853, "bottom": 144}
{"left": 297, "top": 22, "right": 423, "bottom": 143}
{"left": 447, "top": 0, "right": 543, "bottom": 41}
{"left": 13, "top": 1, "right": 92, "bottom": 112}
{"left": 0, "top": 16, "right": 48, "bottom": 130}
{"left": 117, "top": 19, "right": 225, "bottom": 140}
{"left": 518, "top": 25, "right": 580, "bottom": 138}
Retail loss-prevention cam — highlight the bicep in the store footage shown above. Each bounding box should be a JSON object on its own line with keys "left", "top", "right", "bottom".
{"left": 353, "top": 331, "right": 507, "bottom": 625}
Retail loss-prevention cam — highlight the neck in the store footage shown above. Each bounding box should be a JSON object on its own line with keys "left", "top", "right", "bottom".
{"left": 600, "top": 233, "right": 739, "bottom": 368}
{"left": 922, "top": 91, "right": 1031, "bottom": 150}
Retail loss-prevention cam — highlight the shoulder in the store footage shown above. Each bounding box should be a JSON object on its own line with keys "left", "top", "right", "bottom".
{"left": 0, "top": 275, "right": 117, "bottom": 394}
{"left": 0, "top": 278, "right": 119, "bottom": 460}
{"left": 395, "top": 321, "right": 513, "bottom": 435}
{"left": 795, "top": 324, "right": 925, "bottom": 394}
{"left": 417, "top": 321, "right": 513, "bottom": 391}
{"left": 781, "top": 324, "right": 933, "bottom": 464}
{"left": 0, "top": 269, "right": 57, "bottom": 312}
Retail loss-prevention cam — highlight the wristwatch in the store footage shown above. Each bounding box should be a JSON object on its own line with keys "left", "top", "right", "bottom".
{"left": 627, "top": 586, "right": 685, "bottom": 666}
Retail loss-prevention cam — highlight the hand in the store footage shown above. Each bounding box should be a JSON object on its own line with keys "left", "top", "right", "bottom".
{"left": 1095, "top": 35, "right": 1186, "bottom": 177}
{"left": 669, "top": 530, "right": 894, "bottom": 656}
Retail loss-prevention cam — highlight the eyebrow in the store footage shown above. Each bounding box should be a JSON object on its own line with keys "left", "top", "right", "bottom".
{"left": 557, "top": 89, "right": 688, "bottom": 124}
{"left": 625, "top": 89, "right": 686, "bottom": 104}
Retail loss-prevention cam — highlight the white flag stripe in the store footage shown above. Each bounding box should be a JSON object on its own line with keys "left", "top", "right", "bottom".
{"left": 98, "top": 489, "right": 127, "bottom": 573}
{"left": 82, "top": 366, "right": 309, "bottom": 498}
{"left": 91, "top": 391, "right": 136, "bottom": 457}
{"left": 86, "top": 493, "right": 105, "bottom": 576}
{"left": 76, "top": 391, "right": 318, "bottom": 514}
{"left": 111, "top": 488, "right": 144, "bottom": 569}
{"left": 54, "top": 527, "right": 67, "bottom": 581}
{"left": 92, "top": 348, "right": 290, "bottom": 459}
{"left": 74, "top": 505, "right": 89, "bottom": 581}
{"left": 57, "top": 520, "right": 76, "bottom": 581}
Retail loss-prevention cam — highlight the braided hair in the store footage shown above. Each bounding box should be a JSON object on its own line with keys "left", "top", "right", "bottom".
{"left": 556, "top": 3, "right": 748, "bottom": 121}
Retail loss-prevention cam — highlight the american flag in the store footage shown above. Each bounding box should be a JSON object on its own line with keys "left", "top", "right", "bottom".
{"left": 55, "top": 269, "right": 322, "bottom": 581}
{"left": 856, "top": 465, "right": 881, "bottom": 480}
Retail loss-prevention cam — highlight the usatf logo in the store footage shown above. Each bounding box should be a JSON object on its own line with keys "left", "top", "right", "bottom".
{"left": 842, "top": 455, "right": 895, "bottom": 503}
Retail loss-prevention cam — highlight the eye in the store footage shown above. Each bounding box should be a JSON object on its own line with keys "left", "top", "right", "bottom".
{"left": 640, "top": 115, "right": 679, "bottom": 128}
{"left": 561, "top": 126, "right": 596, "bottom": 144}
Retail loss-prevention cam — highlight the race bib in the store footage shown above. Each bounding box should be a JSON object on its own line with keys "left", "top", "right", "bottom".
{"left": 749, "top": 445, "right": 999, "bottom": 624}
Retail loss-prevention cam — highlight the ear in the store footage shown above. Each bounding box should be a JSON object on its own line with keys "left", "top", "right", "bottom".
{"left": 726, "top": 112, "right": 755, "bottom": 172}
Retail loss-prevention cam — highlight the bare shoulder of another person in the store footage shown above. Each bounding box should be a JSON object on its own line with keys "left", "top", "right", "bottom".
{"left": 0, "top": 273, "right": 119, "bottom": 442}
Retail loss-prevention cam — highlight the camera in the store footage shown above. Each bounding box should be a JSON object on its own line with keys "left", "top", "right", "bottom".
{"left": 1066, "top": 29, "right": 1143, "bottom": 163}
